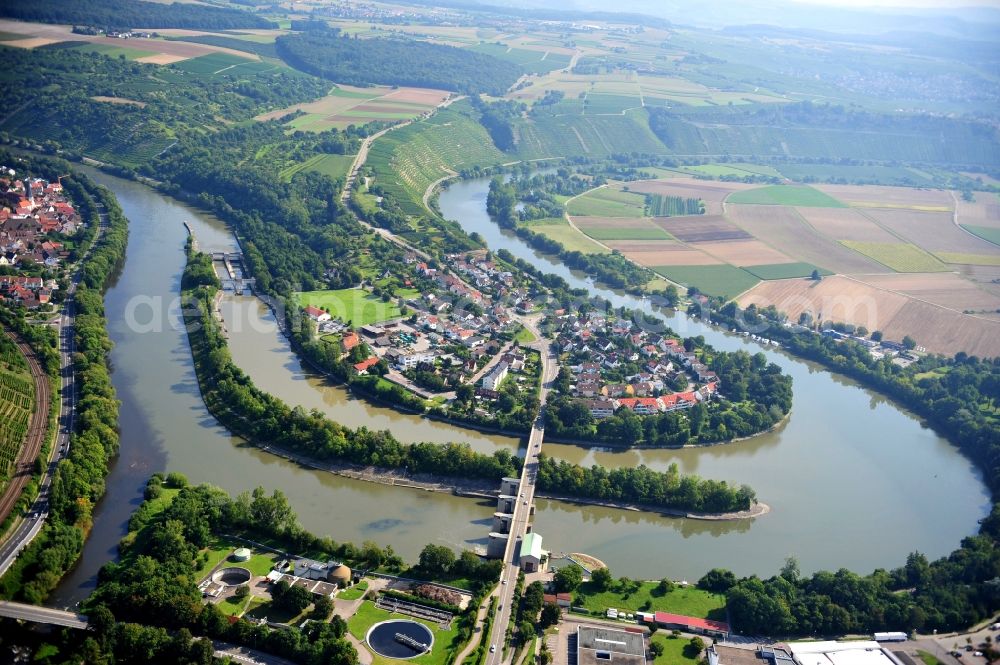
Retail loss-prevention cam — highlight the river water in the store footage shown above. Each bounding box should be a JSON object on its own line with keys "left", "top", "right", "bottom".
{"left": 50, "top": 168, "right": 988, "bottom": 606}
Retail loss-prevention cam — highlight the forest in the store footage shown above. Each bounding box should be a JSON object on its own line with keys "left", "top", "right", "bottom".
{"left": 0, "top": 155, "right": 127, "bottom": 604}
{"left": 0, "top": 0, "right": 273, "bottom": 30}
{"left": 276, "top": 28, "right": 522, "bottom": 95}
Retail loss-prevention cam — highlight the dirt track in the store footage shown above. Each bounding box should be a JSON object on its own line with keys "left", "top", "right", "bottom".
{"left": 0, "top": 330, "right": 51, "bottom": 527}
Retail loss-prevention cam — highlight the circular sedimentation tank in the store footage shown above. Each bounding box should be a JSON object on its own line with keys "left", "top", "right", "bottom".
{"left": 212, "top": 566, "right": 252, "bottom": 586}
{"left": 366, "top": 619, "right": 434, "bottom": 660}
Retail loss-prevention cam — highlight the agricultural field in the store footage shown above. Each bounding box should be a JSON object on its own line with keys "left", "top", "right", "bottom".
{"left": 173, "top": 51, "right": 268, "bottom": 75}
{"left": 532, "top": 221, "right": 609, "bottom": 254}
{"left": 467, "top": 42, "right": 571, "bottom": 74}
{"left": 725, "top": 205, "right": 887, "bottom": 274}
{"left": 0, "top": 345, "right": 33, "bottom": 483}
{"left": 647, "top": 194, "right": 703, "bottom": 217}
{"left": 512, "top": 111, "right": 667, "bottom": 160}
{"left": 65, "top": 42, "right": 157, "bottom": 60}
{"left": 727, "top": 185, "right": 847, "bottom": 207}
{"left": 571, "top": 217, "right": 673, "bottom": 241}
{"left": 296, "top": 288, "right": 402, "bottom": 326}
{"left": 682, "top": 162, "right": 783, "bottom": 178}
{"left": 957, "top": 194, "right": 1000, "bottom": 230}
{"left": 814, "top": 184, "right": 953, "bottom": 210}
{"left": 653, "top": 215, "right": 751, "bottom": 243}
{"left": 864, "top": 208, "right": 1000, "bottom": 256}
{"left": 652, "top": 265, "right": 760, "bottom": 299}
{"left": 795, "top": 207, "right": 900, "bottom": 244}
{"left": 777, "top": 163, "right": 939, "bottom": 186}
{"left": 745, "top": 262, "right": 831, "bottom": 280}
{"left": 855, "top": 273, "right": 1000, "bottom": 313}
{"left": 259, "top": 85, "right": 449, "bottom": 132}
{"left": 0, "top": 19, "right": 261, "bottom": 63}
{"left": 962, "top": 225, "right": 1000, "bottom": 247}
{"left": 627, "top": 178, "right": 756, "bottom": 215}
{"left": 607, "top": 240, "right": 721, "bottom": 267}
{"left": 692, "top": 239, "right": 795, "bottom": 266}
{"left": 583, "top": 92, "right": 643, "bottom": 114}
{"left": 279, "top": 153, "right": 355, "bottom": 182}
{"left": 566, "top": 186, "right": 647, "bottom": 217}
{"left": 738, "top": 276, "right": 1000, "bottom": 358}
{"left": 839, "top": 241, "right": 948, "bottom": 273}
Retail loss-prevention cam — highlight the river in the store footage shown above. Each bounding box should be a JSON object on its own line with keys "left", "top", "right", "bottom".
{"left": 50, "top": 168, "right": 988, "bottom": 606}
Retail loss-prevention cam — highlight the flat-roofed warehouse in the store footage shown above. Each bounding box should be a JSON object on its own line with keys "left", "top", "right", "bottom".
{"left": 788, "top": 641, "right": 904, "bottom": 665}
{"left": 577, "top": 625, "right": 647, "bottom": 665}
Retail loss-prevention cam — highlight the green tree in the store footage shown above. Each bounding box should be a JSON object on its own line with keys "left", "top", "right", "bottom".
{"left": 591, "top": 566, "right": 613, "bottom": 591}
{"left": 554, "top": 565, "right": 583, "bottom": 592}
{"left": 418, "top": 544, "right": 456, "bottom": 575}
{"left": 903, "top": 335, "right": 917, "bottom": 350}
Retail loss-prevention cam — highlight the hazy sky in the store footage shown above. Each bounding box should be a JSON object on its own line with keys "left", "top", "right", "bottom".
{"left": 791, "top": 0, "right": 1000, "bottom": 6}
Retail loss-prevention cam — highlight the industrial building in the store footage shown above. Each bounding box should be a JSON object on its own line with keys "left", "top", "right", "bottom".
{"left": 709, "top": 641, "right": 907, "bottom": 665}
{"left": 645, "top": 611, "right": 730, "bottom": 639}
{"left": 576, "top": 625, "right": 646, "bottom": 665}
{"left": 292, "top": 559, "right": 352, "bottom": 586}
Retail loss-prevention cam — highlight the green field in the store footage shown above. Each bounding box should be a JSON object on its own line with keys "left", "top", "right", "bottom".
{"left": 962, "top": 224, "right": 1000, "bottom": 247}
{"left": 70, "top": 43, "right": 157, "bottom": 60}
{"left": 777, "top": 162, "right": 938, "bottom": 186}
{"left": 174, "top": 52, "right": 258, "bottom": 74}
{"left": 684, "top": 162, "right": 783, "bottom": 178}
{"left": 652, "top": 265, "right": 761, "bottom": 299}
{"left": 467, "top": 42, "right": 570, "bottom": 74}
{"left": 840, "top": 241, "right": 949, "bottom": 272}
{"left": 279, "top": 153, "right": 355, "bottom": 182}
{"left": 0, "top": 341, "right": 34, "bottom": 485}
{"left": 581, "top": 225, "right": 673, "bottom": 241}
{"left": 297, "top": 289, "right": 402, "bottom": 326}
{"left": 574, "top": 581, "right": 726, "bottom": 619}
{"left": 728, "top": 185, "right": 847, "bottom": 207}
{"left": 584, "top": 93, "right": 643, "bottom": 114}
{"left": 532, "top": 222, "right": 609, "bottom": 254}
{"left": 745, "top": 262, "right": 832, "bottom": 279}
{"left": 567, "top": 187, "right": 648, "bottom": 217}
{"left": 936, "top": 252, "right": 1000, "bottom": 265}
{"left": 347, "top": 601, "right": 460, "bottom": 665}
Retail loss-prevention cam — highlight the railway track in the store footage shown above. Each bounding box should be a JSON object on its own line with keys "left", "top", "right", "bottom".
{"left": 0, "top": 329, "right": 52, "bottom": 526}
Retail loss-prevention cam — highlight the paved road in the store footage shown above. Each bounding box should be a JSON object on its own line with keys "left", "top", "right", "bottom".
{"left": 486, "top": 315, "right": 558, "bottom": 665}
{"left": 0, "top": 600, "right": 87, "bottom": 629}
{"left": 0, "top": 203, "right": 102, "bottom": 576}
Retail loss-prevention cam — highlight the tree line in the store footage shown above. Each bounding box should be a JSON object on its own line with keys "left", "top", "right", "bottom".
{"left": 276, "top": 28, "right": 522, "bottom": 96}
{"left": 0, "top": 0, "right": 273, "bottom": 30}
{"left": 536, "top": 455, "right": 757, "bottom": 513}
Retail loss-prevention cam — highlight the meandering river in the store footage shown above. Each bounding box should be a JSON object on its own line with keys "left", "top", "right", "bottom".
{"left": 50, "top": 168, "right": 988, "bottom": 607}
